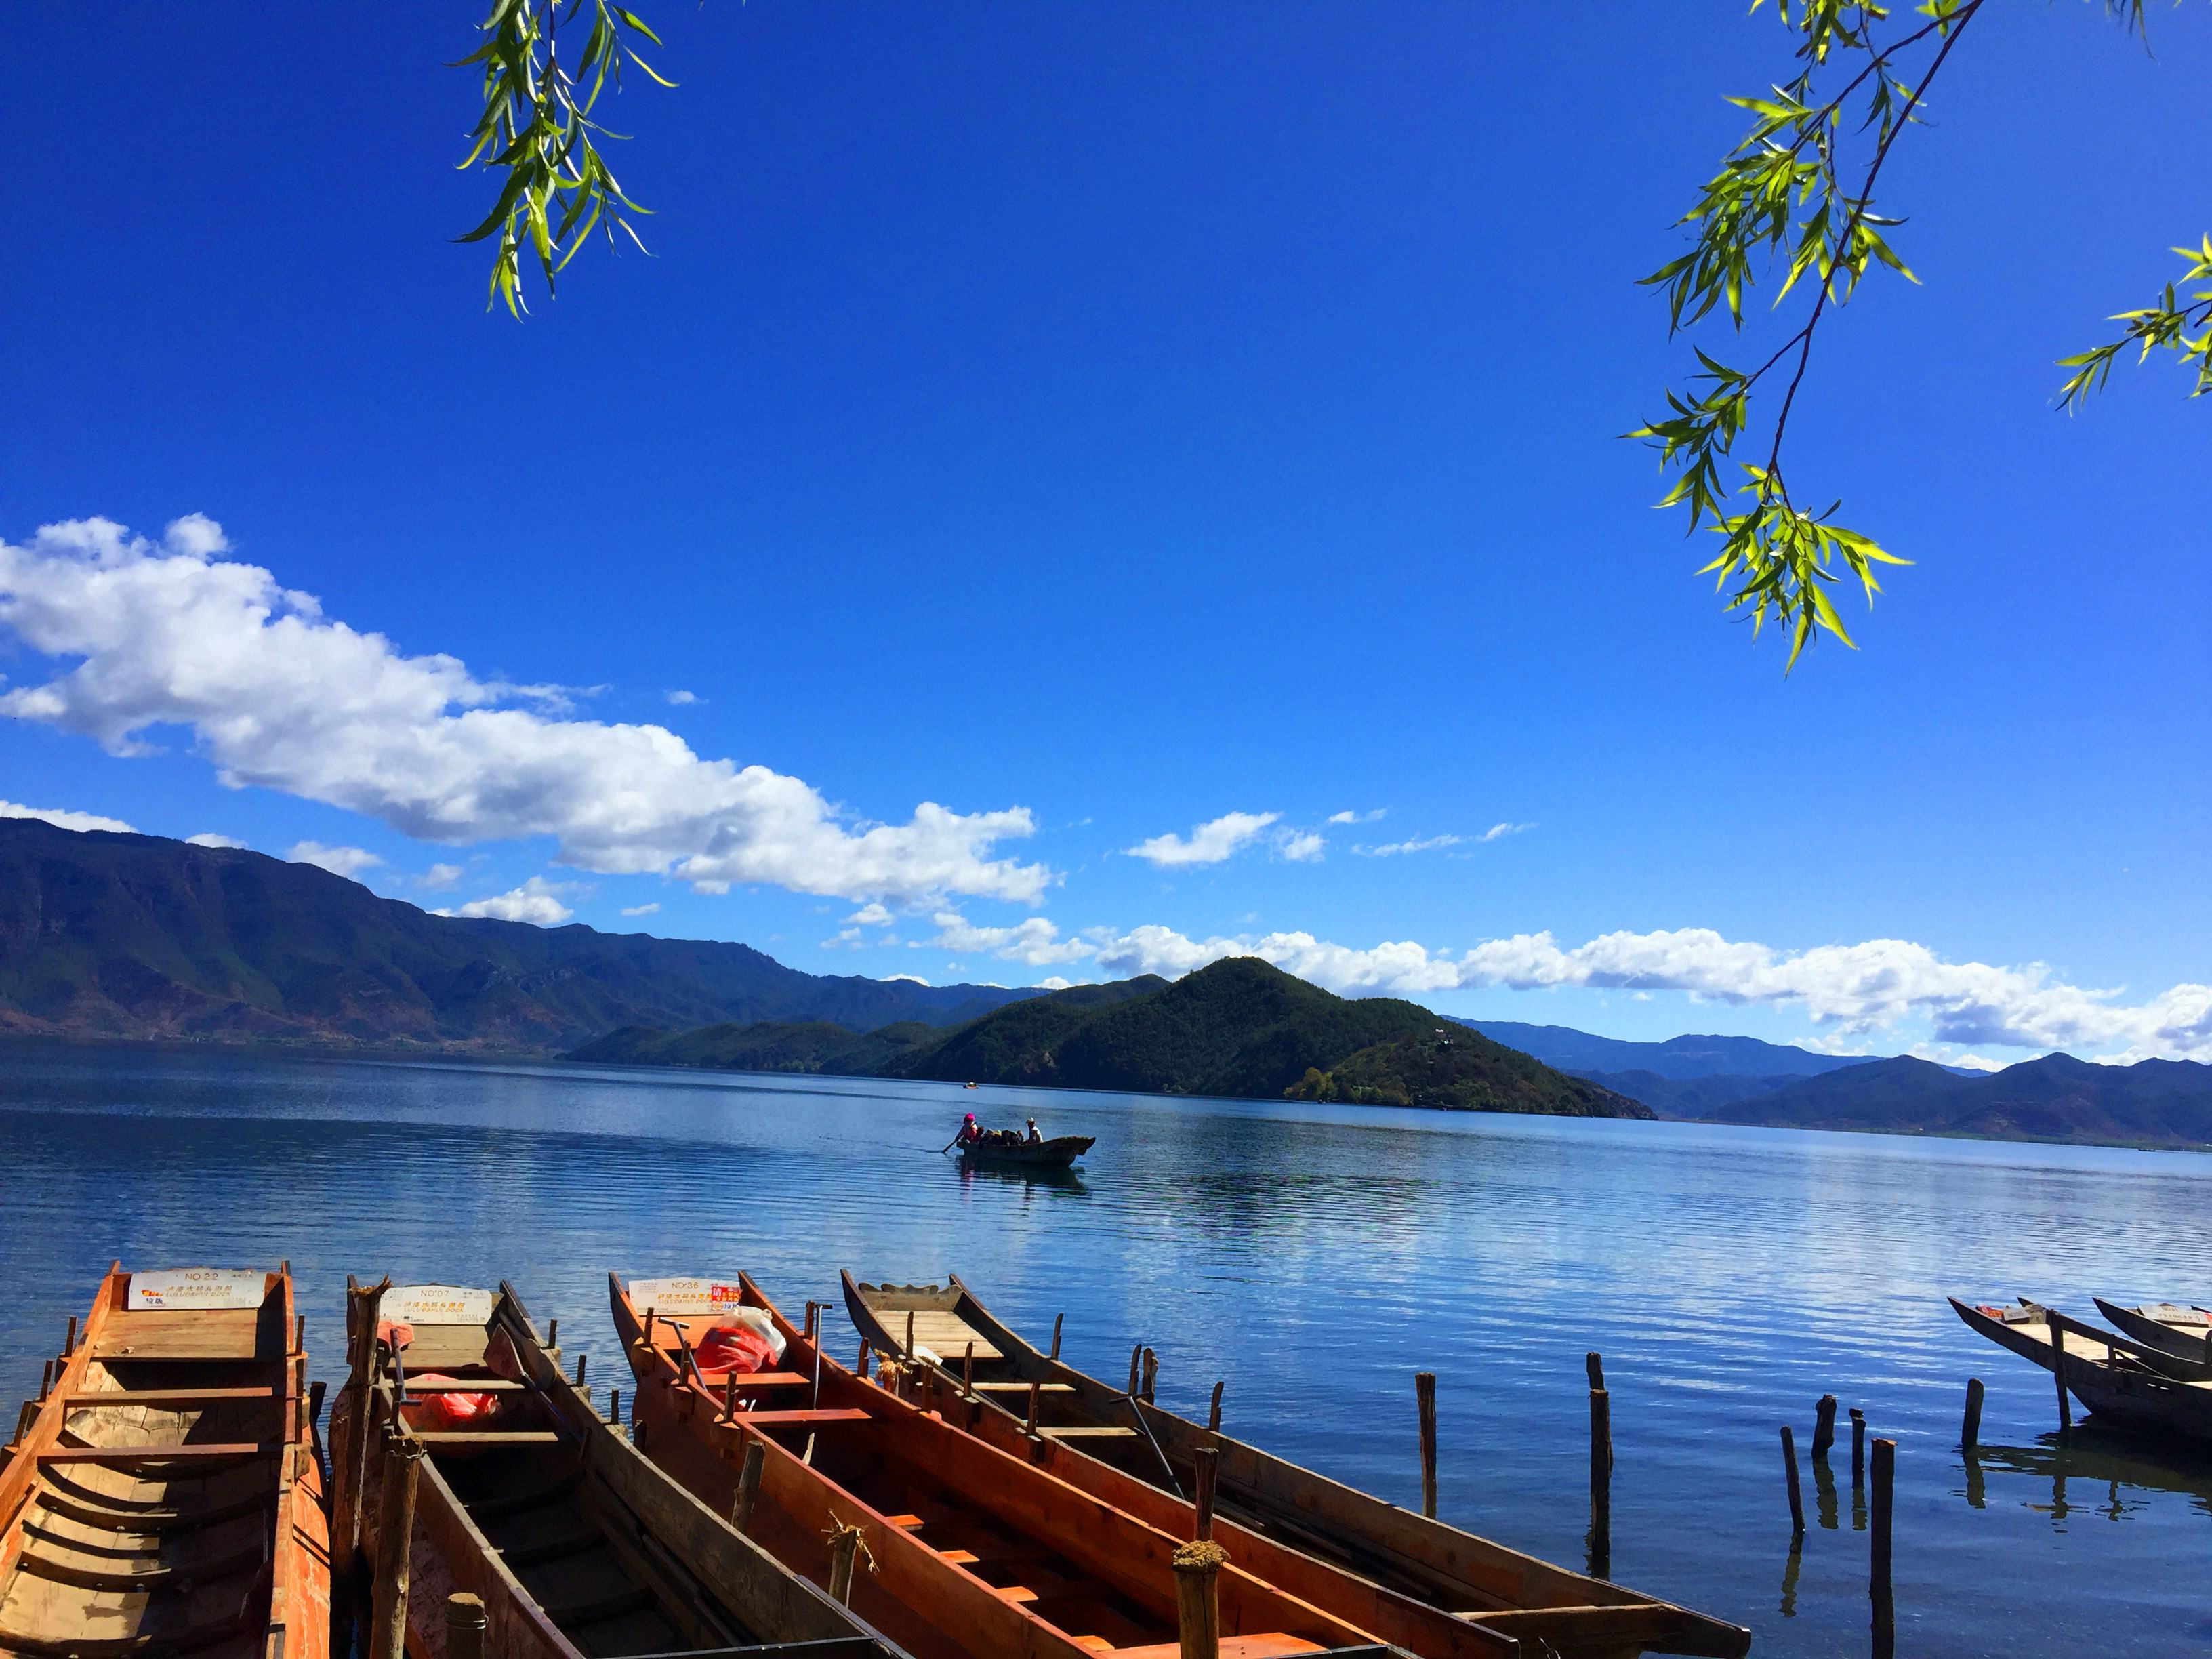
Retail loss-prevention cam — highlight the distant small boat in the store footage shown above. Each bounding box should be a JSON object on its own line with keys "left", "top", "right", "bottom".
{"left": 963, "top": 1081, "right": 979, "bottom": 1089}
{"left": 956, "top": 1134, "right": 1094, "bottom": 1170}
{"left": 0, "top": 1263, "right": 329, "bottom": 1659}
{"left": 2093, "top": 1298, "right": 2212, "bottom": 1373}
{"left": 1950, "top": 1296, "right": 2212, "bottom": 1441}
{"left": 842, "top": 1273, "right": 1750, "bottom": 1659}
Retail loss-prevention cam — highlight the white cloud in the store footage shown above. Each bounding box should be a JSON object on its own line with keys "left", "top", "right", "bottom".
{"left": 847, "top": 902, "right": 894, "bottom": 926}
{"left": 0, "top": 799, "right": 134, "bottom": 834}
{"left": 1327, "top": 808, "right": 1385, "bottom": 825}
{"left": 621, "top": 902, "right": 661, "bottom": 917}
{"left": 1038, "top": 975, "right": 1074, "bottom": 990}
{"left": 288, "top": 840, "right": 382, "bottom": 878}
{"left": 1478, "top": 821, "right": 1534, "bottom": 842}
{"left": 1127, "top": 811, "right": 1279, "bottom": 869}
{"left": 1355, "top": 834, "right": 1465, "bottom": 857}
{"left": 421, "top": 863, "right": 464, "bottom": 890}
{"left": 0, "top": 517, "right": 1050, "bottom": 906}
{"left": 823, "top": 926, "right": 865, "bottom": 948}
{"left": 927, "top": 908, "right": 1094, "bottom": 966}
{"left": 184, "top": 832, "right": 245, "bottom": 848}
{"left": 883, "top": 973, "right": 930, "bottom": 985}
{"left": 1086, "top": 920, "right": 2212, "bottom": 1062}
{"left": 666, "top": 689, "right": 700, "bottom": 705}
{"left": 1277, "top": 830, "right": 1326, "bottom": 863}
{"left": 437, "top": 876, "right": 575, "bottom": 926}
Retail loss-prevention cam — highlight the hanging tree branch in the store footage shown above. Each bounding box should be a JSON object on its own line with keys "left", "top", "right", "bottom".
{"left": 456, "top": 0, "right": 678, "bottom": 316}
{"left": 1633, "top": 0, "right": 2204, "bottom": 669}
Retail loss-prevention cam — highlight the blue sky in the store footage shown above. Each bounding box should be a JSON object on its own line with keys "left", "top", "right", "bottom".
{"left": 0, "top": 4, "right": 2205, "bottom": 1065}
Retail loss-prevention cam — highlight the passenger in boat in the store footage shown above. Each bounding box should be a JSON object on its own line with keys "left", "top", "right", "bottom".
{"left": 1024, "top": 1118, "right": 1043, "bottom": 1145}
{"left": 956, "top": 1112, "right": 984, "bottom": 1147}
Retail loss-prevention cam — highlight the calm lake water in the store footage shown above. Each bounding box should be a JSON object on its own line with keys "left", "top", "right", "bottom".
{"left": 2, "top": 1042, "right": 2207, "bottom": 1656}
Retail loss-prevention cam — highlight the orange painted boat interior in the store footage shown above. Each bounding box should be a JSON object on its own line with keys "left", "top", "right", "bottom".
{"left": 611, "top": 1274, "right": 1368, "bottom": 1659}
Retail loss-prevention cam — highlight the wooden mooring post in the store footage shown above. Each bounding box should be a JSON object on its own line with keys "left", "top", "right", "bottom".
{"left": 446, "top": 1594, "right": 486, "bottom": 1659}
{"left": 1208, "top": 1380, "right": 1224, "bottom": 1434}
{"left": 1850, "top": 1407, "right": 1866, "bottom": 1485}
{"left": 370, "top": 1437, "right": 424, "bottom": 1659}
{"left": 1050, "top": 1314, "right": 1064, "bottom": 1360}
{"left": 1587, "top": 1351, "right": 1612, "bottom": 1579}
{"left": 1780, "top": 1425, "right": 1805, "bottom": 1535}
{"left": 1811, "top": 1393, "right": 1838, "bottom": 1459}
{"left": 1960, "top": 1378, "right": 1984, "bottom": 1451}
{"left": 1192, "top": 1446, "right": 1219, "bottom": 1540}
{"left": 1415, "top": 1372, "right": 1438, "bottom": 1519}
{"left": 1870, "top": 1437, "right": 1896, "bottom": 1654}
{"left": 2049, "top": 1311, "right": 2072, "bottom": 1435}
{"left": 1172, "top": 1538, "right": 1227, "bottom": 1659}
{"left": 1142, "top": 1347, "right": 1159, "bottom": 1402}
{"left": 733, "top": 1435, "right": 766, "bottom": 1532}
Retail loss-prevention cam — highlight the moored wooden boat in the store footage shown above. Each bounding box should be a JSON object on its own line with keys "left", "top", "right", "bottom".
{"left": 2091, "top": 1298, "right": 2212, "bottom": 1374}
{"left": 843, "top": 1277, "right": 1748, "bottom": 1659}
{"left": 957, "top": 1136, "right": 1095, "bottom": 1172}
{"left": 335, "top": 1277, "right": 903, "bottom": 1659}
{"left": 0, "top": 1263, "right": 329, "bottom": 1659}
{"left": 612, "top": 1271, "right": 1492, "bottom": 1659}
{"left": 1948, "top": 1296, "right": 2212, "bottom": 1441}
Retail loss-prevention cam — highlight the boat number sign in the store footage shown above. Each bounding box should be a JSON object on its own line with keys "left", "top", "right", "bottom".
{"left": 127, "top": 1268, "right": 266, "bottom": 1310}
{"left": 384, "top": 1284, "right": 497, "bottom": 1326}
{"left": 628, "top": 1277, "right": 745, "bottom": 1315}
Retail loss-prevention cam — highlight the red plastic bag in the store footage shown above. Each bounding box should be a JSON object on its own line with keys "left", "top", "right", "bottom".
{"left": 401, "top": 1373, "right": 504, "bottom": 1433}
{"left": 693, "top": 1320, "right": 777, "bottom": 1378}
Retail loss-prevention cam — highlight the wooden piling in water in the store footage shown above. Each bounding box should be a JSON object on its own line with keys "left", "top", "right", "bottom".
{"left": 1870, "top": 1437, "right": 1896, "bottom": 1644}
{"left": 610, "top": 1388, "right": 621, "bottom": 1429}
{"left": 1142, "top": 1347, "right": 1159, "bottom": 1402}
{"left": 1172, "top": 1540, "right": 1227, "bottom": 1659}
{"left": 371, "top": 1437, "right": 424, "bottom": 1659}
{"left": 575, "top": 1351, "right": 587, "bottom": 1387}
{"left": 1812, "top": 1394, "right": 1838, "bottom": 1459}
{"left": 1128, "top": 1344, "right": 1143, "bottom": 1396}
{"left": 37, "top": 1360, "right": 51, "bottom": 1404}
{"left": 964, "top": 1343, "right": 975, "bottom": 1396}
{"left": 2049, "top": 1312, "right": 2072, "bottom": 1435}
{"left": 63, "top": 1315, "right": 76, "bottom": 1356}
{"left": 1192, "top": 1446, "right": 1219, "bottom": 1540}
{"left": 1850, "top": 1407, "right": 1866, "bottom": 1484}
{"left": 1958, "top": 1378, "right": 1984, "bottom": 1451}
{"left": 857, "top": 1340, "right": 871, "bottom": 1379}
{"left": 1208, "top": 1380, "right": 1224, "bottom": 1434}
{"left": 1026, "top": 1380, "right": 1042, "bottom": 1436}
{"left": 446, "top": 1593, "right": 486, "bottom": 1659}
{"left": 827, "top": 1523, "right": 863, "bottom": 1605}
{"left": 733, "top": 1434, "right": 765, "bottom": 1532}
{"left": 1586, "top": 1351, "right": 1604, "bottom": 1391}
{"left": 1416, "top": 1371, "right": 1438, "bottom": 1520}
{"left": 1588, "top": 1385, "right": 1612, "bottom": 1578}
{"left": 1050, "top": 1313, "right": 1064, "bottom": 1360}
{"left": 1780, "top": 1425, "right": 1805, "bottom": 1535}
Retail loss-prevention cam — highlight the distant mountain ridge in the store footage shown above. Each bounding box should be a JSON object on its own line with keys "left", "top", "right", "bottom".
{"left": 0, "top": 817, "right": 1033, "bottom": 1049}
{"left": 586, "top": 958, "right": 1652, "bottom": 1121}
{"left": 1454, "top": 1019, "right": 1866, "bottom": 1080}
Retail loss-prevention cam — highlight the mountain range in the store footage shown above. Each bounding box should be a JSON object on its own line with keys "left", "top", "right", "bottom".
{"left": 0, "top": 817, "right": 1029, "bottom": 1048}
{"left": 581, "top": 957, "right": 1650, "bottom": 1120}
{"left": 5, "top": 817, "right": 2205, "bottom": 1146}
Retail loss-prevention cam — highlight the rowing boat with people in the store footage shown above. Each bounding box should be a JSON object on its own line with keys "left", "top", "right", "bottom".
{"left": 332, "top": 1277, "right": 903, "bottom": 1659}
{"left": 0, "top": 1263, "right": 328, "bottom": 1659}
{"left": 611, "top": 1269, "right": 1537, "bottom": 1659}
{"left": 841, "top": 1274, "right": 1749, "bottom": 1659}
{"left": 958, "top": 1136, "right": 1095, "bottom": 1171}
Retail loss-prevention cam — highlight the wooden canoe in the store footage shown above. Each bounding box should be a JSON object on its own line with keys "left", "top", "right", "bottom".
{"left": 958, "top": 1137, "right": 1095, "bottom": 1172}
{"left": 0, "top": 1263, "right": 329, "bottom": 1659}
{"left": 842, "top": 1276, "right": 1748, "bottom": 1659}
{"left": 1948, "top": 1296, "right": 2212, "bottom": 1441}
{"left": 2090, "top": 1298, "right": 2212, "bottom": 1374}
{"left": 611, "top": 1271, "right": 1502, "bottom": 1659}
{"left": 337, "top": 1277, "right": 904, "bottom": 1659}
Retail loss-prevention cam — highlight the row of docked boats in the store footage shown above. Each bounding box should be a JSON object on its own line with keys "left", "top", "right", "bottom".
{"left": 1, "top": 1263, "right": 1752, "bottom": 1659}
{"left": 1950, "top": 1294, "right": 2212, "bottom": 1441}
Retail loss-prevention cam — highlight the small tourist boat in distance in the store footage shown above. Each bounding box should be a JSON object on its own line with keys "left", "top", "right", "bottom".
{"left": 956, "top": 1134, "right": 1096, "bottom": 1171}
{"left": 2091, "top": 1298, "right": 2212, "bottom": 1374}
{"left": 0, "top": 1263, "right": 329, "bottom": 1659}
{"left": 335, "top": 1277, "right": 902, "bottom": 1659}
{"left": 610, "top": 1270, "right": 1503, "bottom": 1659}
{"left": 1949, "top": 1296, "right": 2212, "bottom": 1441}
{"left": 842, "top": 1275, "right": 1748, "bottom": 1659}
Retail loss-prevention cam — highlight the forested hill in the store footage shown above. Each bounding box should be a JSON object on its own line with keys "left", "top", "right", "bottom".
{"left": 0, "top": 817, "right": 1033, "bottom": 1050}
